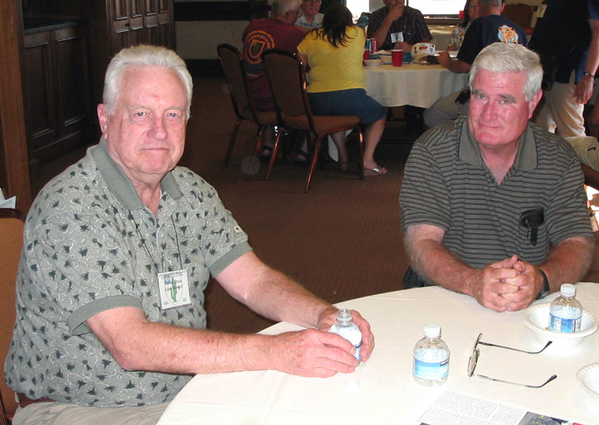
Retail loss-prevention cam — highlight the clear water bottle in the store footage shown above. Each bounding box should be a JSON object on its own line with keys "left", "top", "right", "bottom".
{"left": 329, "top": 309, "right": 362, "bottom": 361}
{"left": 549, "top": 284, "right": 582, "bottom": 333}
{"left": 413, "top": 324, "right": 450, "bottom": 386}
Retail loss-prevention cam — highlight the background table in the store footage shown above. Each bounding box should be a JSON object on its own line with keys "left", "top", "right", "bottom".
{"left": 158, "top": 283, "right": 599, "bottom": 425}
{"left": 365, "top": 63, "right": 469, "bottom": 108}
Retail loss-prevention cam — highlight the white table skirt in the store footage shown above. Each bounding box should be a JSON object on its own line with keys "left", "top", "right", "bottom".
{"left": 158, "top": 283, "right": 599, "bottom": 425}
{"left": 365, "top": 63, "right": 469, "bottom": 108}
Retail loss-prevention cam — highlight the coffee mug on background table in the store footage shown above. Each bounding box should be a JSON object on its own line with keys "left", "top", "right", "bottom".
{"left": 391, "top": 49, "right": 403, "bottom": 66}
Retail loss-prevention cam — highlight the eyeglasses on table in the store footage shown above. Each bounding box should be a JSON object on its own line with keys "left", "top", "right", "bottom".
{"left": 467, "top": 333, "right": 557, "bottom": 389}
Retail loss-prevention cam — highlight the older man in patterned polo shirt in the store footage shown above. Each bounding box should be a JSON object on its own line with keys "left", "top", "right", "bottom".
{"left": 400, "top": 43, "right": 594, "bottom": 312}
{"left": 5, "top": 45, "right": 374, "bottom": 425}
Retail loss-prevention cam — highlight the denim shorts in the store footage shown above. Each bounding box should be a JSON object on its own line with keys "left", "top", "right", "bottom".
{"left": 308, "top": 89, "right": 386, "bottom": 124}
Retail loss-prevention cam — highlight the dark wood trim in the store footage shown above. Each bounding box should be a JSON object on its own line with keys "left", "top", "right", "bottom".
{"left": 0, "top": 0, "right": 33, "bottom": 213}
{"left": 186, "top": 59, "right": 224, "bottom": 77}
{"left": 0, "top": 208, "right": 26, "bottom": 221}
{"left": 174, "top": 1, "right": 269, "bottom": 21}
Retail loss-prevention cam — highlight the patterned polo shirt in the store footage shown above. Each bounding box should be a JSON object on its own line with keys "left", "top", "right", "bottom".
{"left": 400, "top": 117, "right": 592, "bottom": 271}
{"left": 5, "top": 139, "right": 251, "bottom": 407}
{"left": 367, "top": 6, "right": 432, "bottom": 51}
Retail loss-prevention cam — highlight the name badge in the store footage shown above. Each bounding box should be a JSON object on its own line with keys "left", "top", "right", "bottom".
{"left": 158, "top": 269, "right": 191, "bottom": 310}
{"left": 536, "top": 4, "right": 546, "bottom": 18}
{"left": 391, "top": 32, "right": 404, "bottom": 44}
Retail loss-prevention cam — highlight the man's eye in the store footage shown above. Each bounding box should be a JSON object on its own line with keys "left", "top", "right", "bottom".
{"left": 133, "top": 111, "right": 147, "bottom": 118}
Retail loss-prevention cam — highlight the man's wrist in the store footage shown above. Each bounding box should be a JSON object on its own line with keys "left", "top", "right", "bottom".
{"left": 537, "top": 268, "right": 551, "bottom": 299}
{"left": 583, "top": 71, "right": 595, "bottom": 79}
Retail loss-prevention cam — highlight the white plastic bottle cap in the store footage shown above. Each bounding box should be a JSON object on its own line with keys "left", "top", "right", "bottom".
{"left": 560, "top": 284, "right": 576, "bottom": 297}
{"left": 424, "top": 323, "right": 441, "bottom": 338}
{"left": 337, "top": 309, "right": 353, "bottom": 321}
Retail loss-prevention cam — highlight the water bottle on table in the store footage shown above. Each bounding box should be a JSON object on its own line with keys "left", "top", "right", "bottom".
{"left": 413, "top": 323, "right": 450, "bottom": 386}
{"left": 549, "top": 283, "right": 582, "bottom": 333}
{"left": 329, "top": 309, "right": 362, "bottom": 361}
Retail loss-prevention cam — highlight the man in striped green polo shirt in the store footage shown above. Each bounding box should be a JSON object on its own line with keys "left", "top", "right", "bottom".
{"left": 400, "top": 43, "right": 594, "bottom": 312}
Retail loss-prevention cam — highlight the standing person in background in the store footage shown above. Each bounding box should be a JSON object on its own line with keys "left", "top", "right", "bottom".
{"left": 528, "top": 0, "right": 599, "bottom": 139}
{"left": 446, "top": 0, "right": 481, "bottom": 52}
{"left": 298, "top": 4, "right": 388, "bottom": 175}
{"left": 296, "top": 0, "right": 324, "bottom": 31}
{"left": 367, "top": 0, "right": 432, "bottom": 53}
{"left": 242, "top": 0, "right": 306, "bottom": 162}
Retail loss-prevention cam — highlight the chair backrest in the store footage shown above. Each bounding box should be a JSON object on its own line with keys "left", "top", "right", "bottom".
{"left": 217, "top": 43, "right": 260, "bottom": 124}
{"left": 0, "top": 208, "right": 25, "bottom": 421}
{"left": 262, "top": 49, "right": 315, "bottom": 128}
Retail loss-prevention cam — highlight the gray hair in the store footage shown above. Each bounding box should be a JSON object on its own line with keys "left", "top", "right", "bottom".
{"left": 271, "top": 0, "right": 300, "bottom": 17}
{"left": 469, "top": 43, "right": 543, "bottom": 101}
{"left": 480, "top": 0, "right": 502, "bottom": 9}
{"left": 103, "top": 45, "right": 193, "bottom": 117}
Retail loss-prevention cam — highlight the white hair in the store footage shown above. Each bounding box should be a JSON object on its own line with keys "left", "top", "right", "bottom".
{"left": 469, "top": 43, "right": 543, "bottom": 101}
{"left": 103, "top": 45, "right": 193, "bottom": 117}
{"left": 271, "top": 0, "right": 301, "bottom": 17}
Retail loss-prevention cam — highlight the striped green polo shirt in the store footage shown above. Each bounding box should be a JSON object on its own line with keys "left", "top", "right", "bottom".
{"left": 400, "top": 116, "right": 593, "bottom": 270}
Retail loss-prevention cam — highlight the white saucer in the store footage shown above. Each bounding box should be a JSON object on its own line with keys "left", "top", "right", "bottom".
{"left": 577, "top": 363, "right": 599, "bottom": 399}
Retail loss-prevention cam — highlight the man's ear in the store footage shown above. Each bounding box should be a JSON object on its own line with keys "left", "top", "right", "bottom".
{"left": 528, "top": 90, "right": 543, "bottom": 119}
{"left": 97, "top": 104, "right": 109, "bottom": 136}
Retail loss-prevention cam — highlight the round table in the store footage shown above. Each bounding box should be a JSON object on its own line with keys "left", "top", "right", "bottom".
{"left": 158, "top": 283, "right": 599, "bottom": 425}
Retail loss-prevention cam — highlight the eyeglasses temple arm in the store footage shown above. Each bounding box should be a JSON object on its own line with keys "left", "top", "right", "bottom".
{"left": 477, "top": 340, "right": 553, "bottom": 354}
{"left": 474, "top": 373, "right": 557, "bottom": 389}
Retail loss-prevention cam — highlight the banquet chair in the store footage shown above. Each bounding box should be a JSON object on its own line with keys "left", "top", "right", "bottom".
{"left": 217, "top": 44, "right": 278, "bottom": 170}
{"left": 0, "top": 208, "right": 26, "bottom": 424}
{"left": 261, "top": 49, "right": 364, "bottom": 192}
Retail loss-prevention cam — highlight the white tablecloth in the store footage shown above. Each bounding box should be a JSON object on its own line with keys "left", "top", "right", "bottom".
{"left": 158, "top": 283, "right": 599, "bottom": 425}
{"left": 365, "top": 63, "right": 469, "bottom": 108}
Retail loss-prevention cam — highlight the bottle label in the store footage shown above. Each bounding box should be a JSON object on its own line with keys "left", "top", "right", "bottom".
{"left": 413, "top": 350, "right": 449, "bottom": 381}
{"left": 549, "top": 313, "right": 581, "bottom": 333}
{"left": 329, "top": 323, "right": 362, "bottom": 361}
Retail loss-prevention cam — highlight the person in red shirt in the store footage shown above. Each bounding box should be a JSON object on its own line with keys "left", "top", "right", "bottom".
{"left": 243, "top": 0, "right": 306, "bottom": 160}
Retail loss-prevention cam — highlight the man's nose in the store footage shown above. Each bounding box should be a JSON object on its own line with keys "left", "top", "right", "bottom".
{"left": 481, "top": 101, "right": 498, "bottom": 120}
{"left": 151, "top": 116, "right": 168, "bottom": 140}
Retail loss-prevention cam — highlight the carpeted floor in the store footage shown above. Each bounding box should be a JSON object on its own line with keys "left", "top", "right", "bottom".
{"left": 182, "top": 76, "right": 416, "bottom": 334}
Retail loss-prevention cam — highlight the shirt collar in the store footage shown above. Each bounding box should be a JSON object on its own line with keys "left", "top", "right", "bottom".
{"left": 91, "top": 137, "right": 182, "bottom": 211}
{"left": 458, "top": 119, "right": 538, "bottom": 170}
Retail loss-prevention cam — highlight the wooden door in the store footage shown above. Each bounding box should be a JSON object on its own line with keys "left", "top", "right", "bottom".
{"left": 23, "top": 32, "right": 57, "bottom": 165}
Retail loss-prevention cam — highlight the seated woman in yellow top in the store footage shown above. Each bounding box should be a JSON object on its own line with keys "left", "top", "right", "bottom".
{"left": 297, "top": 4, "right": 387, "bottom": 175}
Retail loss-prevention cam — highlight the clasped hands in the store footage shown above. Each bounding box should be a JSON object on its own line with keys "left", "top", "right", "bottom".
{"left": 472, "top": 255, "right": 544, "bottom": 312}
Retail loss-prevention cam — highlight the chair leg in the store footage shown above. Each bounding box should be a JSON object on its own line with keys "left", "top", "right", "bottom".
{"left": 305, "top": 134, "right": 324, "bottom": 193}
{"left": 246, "top": 125, "right": 268, "bottom": 181}
{"left": 253, "top": 125, "right": 268, "bottom": 158}
{"left": 356, "top": 126, "right": 365, "bottom": 180}
{"left": 266, "top": 127, "right": 284, "bottom": 181}
{"left": 223, "top": 119, "right": 242, "bottom": 168}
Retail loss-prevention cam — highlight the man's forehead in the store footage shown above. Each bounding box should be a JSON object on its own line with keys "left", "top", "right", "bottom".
{"left": 472, "top": 69, "right": 527, "bottom": 92}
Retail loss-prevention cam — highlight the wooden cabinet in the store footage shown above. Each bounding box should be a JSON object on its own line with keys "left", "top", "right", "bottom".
{"left": 23, "top": 23, "right": 94, "bottom": 170}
